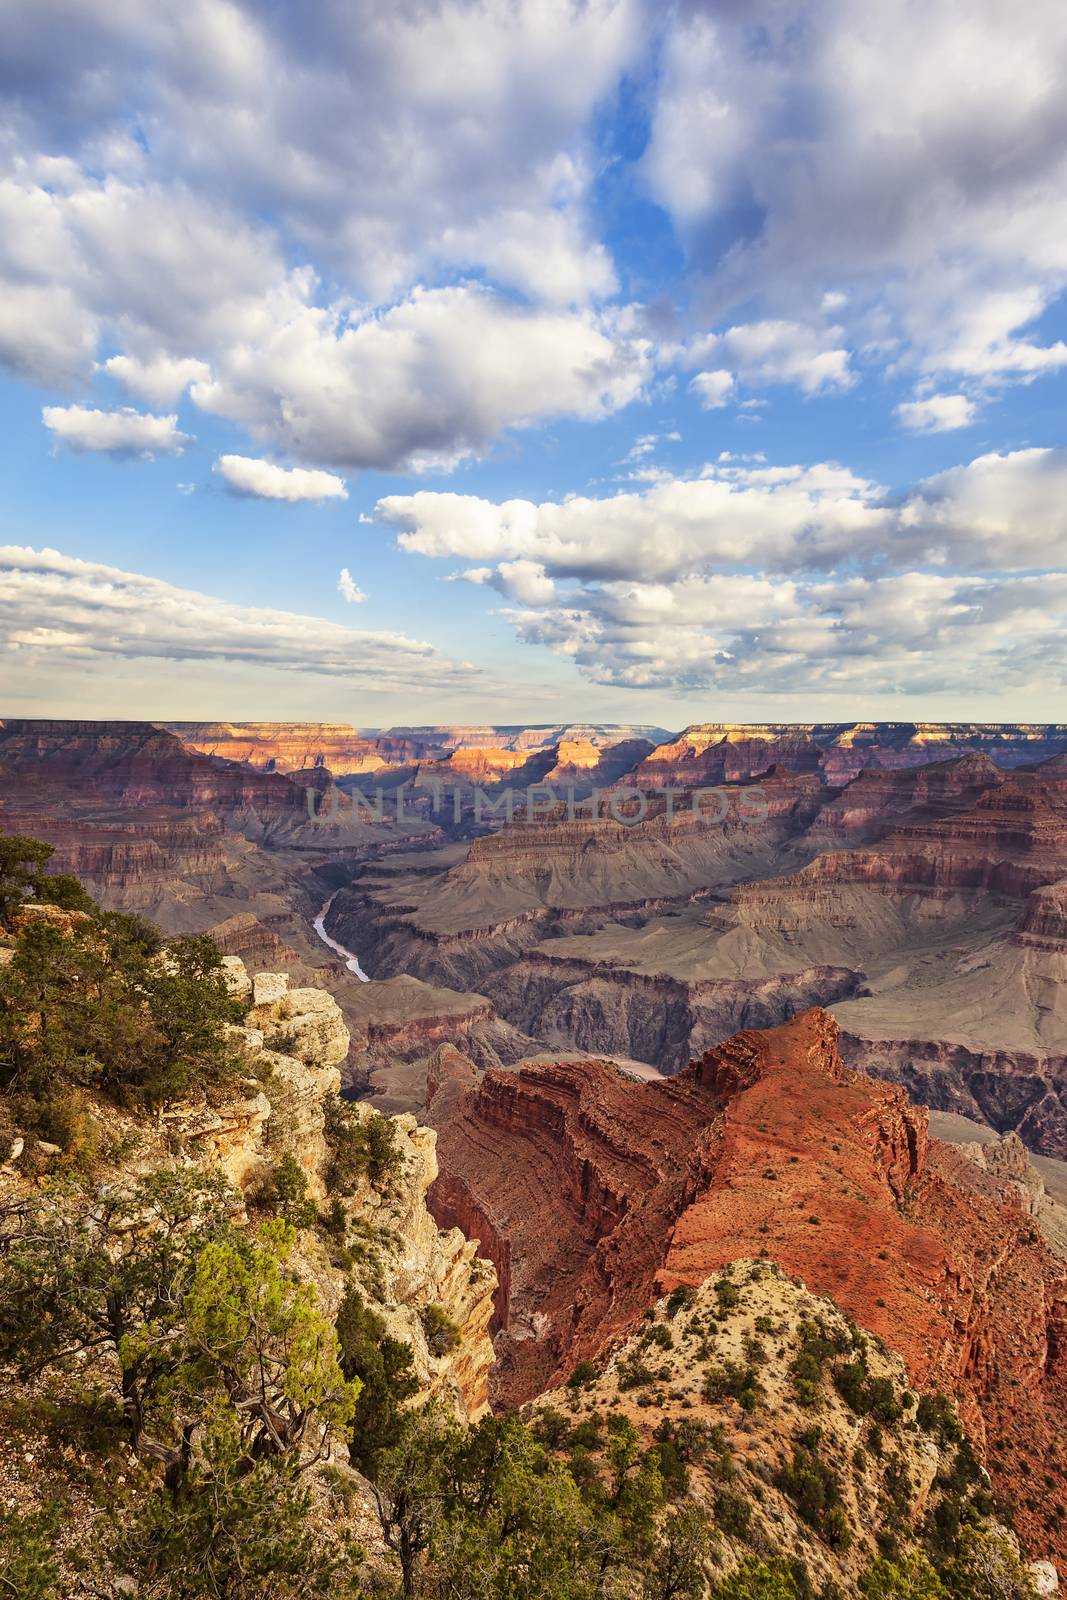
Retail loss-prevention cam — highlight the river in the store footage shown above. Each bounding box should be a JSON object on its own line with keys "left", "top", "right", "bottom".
{"left": 312, "top": 890, "right": 370, "bottom": 982}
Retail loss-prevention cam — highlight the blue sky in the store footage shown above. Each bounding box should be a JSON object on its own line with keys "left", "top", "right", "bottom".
{"left": 2, "top": 0, "right": 1067, "bottom": 727}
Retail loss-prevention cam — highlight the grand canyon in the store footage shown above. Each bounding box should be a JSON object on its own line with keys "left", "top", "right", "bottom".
{"left": 9, "top": 5, "right": 1067, "bottom": 1592}
{"left": 5, "top": 713, "right": 1067, "bottom": 1592}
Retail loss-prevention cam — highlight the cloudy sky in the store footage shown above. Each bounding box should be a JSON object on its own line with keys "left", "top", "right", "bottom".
{"left": 2, "top": 0, "right": 1067, "bottom": 725}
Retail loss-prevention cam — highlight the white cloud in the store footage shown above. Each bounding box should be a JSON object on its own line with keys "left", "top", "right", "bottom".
{"left": 895, "top": 393, "right": 976, "bottom": 433}
{"left": 0, "top": 3, "right": 652, "bottom": 474}
{"left": 191, "top": 286, "right": 650, "bottom": 472}
{"left": 375, "top": 444, "right": 1067, "bottom": 692}
{"left": 0, "top": 279, "right": 98, "bottom": 387}
{"left": 214, "top": 454, "right": 348, "bottom": 503}
{"left": 337, "top": 568, "right": 367, "bottom": 604}
{"left": 103, "top": 352, "right": 211, "bottom": 406}
{"left": 496, "top": 568, "right": 1067, "bottom": 694}
{"left": 687, "top": 322, "right": 854, "bottom": 395}
{"left": 381, "top": 447, "right": 1067, "bottom": 581}
{"left": 0, "top": 0, "right": 640, "bottom": 306}
{"left": 643, "top": 0, "right": 1067, "bottom": 385}
{"left": 376, "top": 464, "right": 891, "bottom": 581}
{"left": 0, "top": 544, "right": 475, "bottom": 690}
{"left": 41, "top": 404, "right": 192, "bottom": 456}
{"left": 0, "top": 163, "right": 649, "bottom": 473}
{"left": 464, "top": 557, "right": 557, "bottom": 606}
{"left": 689, "top": 369, "right": 734, "bottom": 409}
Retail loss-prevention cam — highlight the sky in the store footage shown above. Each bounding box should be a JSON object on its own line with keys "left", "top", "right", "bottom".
{"left": 2, "top": 0, "right": 1067, "bottom": 729}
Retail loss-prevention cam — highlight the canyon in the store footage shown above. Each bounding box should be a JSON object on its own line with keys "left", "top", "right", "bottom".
{"left": 327, "top": 744, "right": 1067, "bottom": 1150}
{"left": 6, "top": 716, "right": 1067, "bottom": 1577}
{"left": 427, "top": 1007, "right": 1067, "bottom": 1565}
{"left": 5, "top": 716, "right": 1067, "bottom": 1149}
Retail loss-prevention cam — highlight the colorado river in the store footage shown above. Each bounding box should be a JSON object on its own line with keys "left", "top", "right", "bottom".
{"left": 312, "top": 890, "right": 370, "bottom": 982}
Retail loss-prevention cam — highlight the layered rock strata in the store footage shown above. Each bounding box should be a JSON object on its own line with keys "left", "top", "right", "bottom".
{"left": 426, "top": 1008, "right": 1067, "bottom": 1561}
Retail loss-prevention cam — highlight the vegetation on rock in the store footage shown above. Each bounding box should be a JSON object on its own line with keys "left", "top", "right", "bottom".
{"left": 0, "top": 843, "right": 1055, "bottom": 1598}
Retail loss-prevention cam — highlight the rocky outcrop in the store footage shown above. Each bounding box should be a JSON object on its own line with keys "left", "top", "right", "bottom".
{"left": 1017, "top": 880, "right": 1067, "bottom": 951}
{"left": 166, "top": 721, "right": 667, "bottom": 779}
{"left": 530, "top": 1263, "right": 1039, "bottom": 1594}
{"left": 840, "top": 1030, "right": 1067, "bottom": 1156}
{"left": 166, "top": 720, "right": 391, "bottom": 775}
{"left": 0, "top": 719, "right": 309, "bottom": 821}
{"left": 22, "top": 959, "right": 500, "bottom": 1424}
{"left": 427, "top": 1007, "right": 1067, "bottom": 1565}
{"left": 809, "top": 752, "right": 1005, "bottom": 844}
{"left": 632, "top": 721, "right": 1067, "bottom": 789}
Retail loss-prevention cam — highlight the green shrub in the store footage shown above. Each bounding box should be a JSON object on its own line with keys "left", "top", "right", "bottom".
{"left": 335, "top": 1287, "right": 418, "bottom": 1476}
{"left": 666, "top": 1284, "right": 698, "bottom": 1317}
{"left": 0, "top": 1503, "right": 61, "bottom": 1600}
{"left": 324, "top": 1096, "right": 404, "bottom": 1192}
{"left": 0, "top": 887, "right": 241, "bottom": 1110}
{"left": 774, "top": 1439, "right": 851, "bottom": 1549}
{"left": 714, "top": 1559, "right": 801, "bottom": 1600}
{"left": 703, "top": 1360, "right": 761, "bottom": 1411}
{"left": 421, "top": 1303, "right": 461, "bottom": 1357}
{"left": 715, "top": 1487, "right": 753, "bottom": 1540}
{"left": 567, "top": 1359, "right": 598, "bottom": 1389}
{"left": 859, "top": 1553, "right": 948, "bottom": 1599}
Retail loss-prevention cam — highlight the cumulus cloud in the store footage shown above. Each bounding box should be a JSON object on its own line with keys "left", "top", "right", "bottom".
{"left": 214, "top": 454, "right": 348, "bottom": 503}
{"left": 42, "top": 404, "right": 192, "bottom": 456}
{"left": 690, "top": 369, "right": 734, "bottom": 409}
{"left": 375, "top": 445, "right": 1067, "bottom": 692}
{"left": 380, "top": 448, "right": 1067, "bottom": 581}
{"left": 494, "top": 569, "right": 1067, "bottom": 694}
{"left": 337, "top": 568, "right": 367, "bottom": 604}
{"left": 717, "top": 322, "right": 853, "bottom": 394}
{"left": 0, "top": 162, "right": 650, "bottom": 471}
{"left": 895, "top": 393, "right": 976, "bottom": 433}
{"left": 0, "top": 545, "right": 475, "bottom": 689}
{"left": 643, "top": 0, "right": 1067, "bottom": 384}
{"left": 103, "top": 352, "right": 211, "bottom": 406}
{"left": 191, "top": 287, "right": 650, "bottom": 471}
{"left": 464, "top": 557, "right": 557, "bottom": 606}
{"left": 0, "top": 2, "right": 654, "bottom": 474}
{"left": 0, "top": 0, "right": 640, "bottom": 306}
{"left": 376, "top": 464, "right": 892, "bottom": 581}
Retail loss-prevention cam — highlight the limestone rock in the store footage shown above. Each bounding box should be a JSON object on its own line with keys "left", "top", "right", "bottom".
{"left": 220, "top": 955, "right": 253, "bottom": 1001}
{"left": 252, "top": 970, "right": 290, "bottom": 1007}
{"left": 1031, "top": 1560, "right": 1060, "bottom": 1596}
{"left": 259, "top": 987, "right": 350, "bottom": 1069}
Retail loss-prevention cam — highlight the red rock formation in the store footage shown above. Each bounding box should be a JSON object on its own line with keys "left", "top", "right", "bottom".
{"left": 741, "top": 778, "right": 1067, "bottom": 907}
{"left": 166, "top": 721, "right": 392, "bottom": 776}
{"left": 810, "top": 753, "right": 1004, "bottom": 843}
{"left": 0, "top": 720, "right": 307, "bottom": 818}
{"left": 631, "top": 721, "right": 1067, "bottom": 789}
{"left": 428, "top": 1009, "right": 1067, "bottom": 1561}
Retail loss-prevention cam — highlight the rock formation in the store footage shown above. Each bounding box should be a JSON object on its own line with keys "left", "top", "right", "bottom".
{"left": 530, "top": 1262, "right": 1058, "bottom": 1594}
{"left": 1, "top": 957, "right": 498, "bottom": 1422}
{"left": 633, "top": 722, "right": 1067, "bottom": 788}
{"left": 426, "top": 1008, "right": 1067, "bottom": 1563}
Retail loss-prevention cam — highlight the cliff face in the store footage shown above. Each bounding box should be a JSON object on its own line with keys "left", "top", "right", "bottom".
{"left": 165, "top": 721, "right": 667, "bottom": 778}
{"left": 486, "top": 947, "right": 865, "bottom": 1072}
{"left": 427, "top": 1008, "right": 1067, "bottom": 1563}
{"left": 165, "top": 721, "right": 390, "bottom": 775}
{"left": 217, "top": 964, "right": 499, "bottom": 1420}
{"left": 3, "top": 959, "right": 498, "bottom": 1424}
{"left": 633, "top": 721, "right": 1067, "bottom": 788}
{"left": 0, "top": 719, "right": 309, "bottom": 819}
